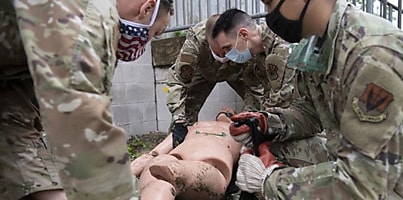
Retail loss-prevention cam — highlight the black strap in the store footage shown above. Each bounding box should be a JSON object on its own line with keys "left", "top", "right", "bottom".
{"left": 299, "top": 0, "right": 311, "bottom": 19}
{"left": 215, "top": 111, "right": 234, "bottom": 120}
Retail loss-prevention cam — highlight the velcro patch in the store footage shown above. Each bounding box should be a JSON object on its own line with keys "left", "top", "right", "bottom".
{"left": 352, "top": 83, "right": 394, "bottom": 122}
{"left": 179, "top": 65, "right": 193, "bottom": 80}
{"left": 179, "top": 53, "right": 194, "bottom": 64}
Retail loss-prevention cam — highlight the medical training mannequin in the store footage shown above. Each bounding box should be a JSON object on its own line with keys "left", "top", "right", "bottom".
{"left": 131, "top": 109, "right": 241, "bottom": 200}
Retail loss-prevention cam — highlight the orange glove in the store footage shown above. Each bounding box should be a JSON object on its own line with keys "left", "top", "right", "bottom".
{"left": 236, "top": 141, "right": 284, "bottom": 194}
{"left": 257, "top": 141, "right": 284, "bottom": 167}
{"left": 229, "top": 112, "right": 268, "bottom": 146}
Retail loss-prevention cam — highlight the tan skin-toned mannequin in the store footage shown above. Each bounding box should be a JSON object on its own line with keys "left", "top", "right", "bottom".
{"left": 131, "top": 109, "right": 242, "bottom": 200}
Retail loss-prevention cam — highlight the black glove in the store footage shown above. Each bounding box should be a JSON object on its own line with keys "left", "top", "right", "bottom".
{"left": 172, "top": 123, "right": 188, "bottom": 148}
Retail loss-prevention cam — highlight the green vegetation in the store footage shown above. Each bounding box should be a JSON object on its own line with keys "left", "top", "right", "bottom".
{"left": 127, "top": 136, "right": 148, "bottom": 159}
{"left": 127, "top": 132, "right": 168, "bottom": 159}
{"left": 174, "top": 30, "right": 187, "bottom": 37}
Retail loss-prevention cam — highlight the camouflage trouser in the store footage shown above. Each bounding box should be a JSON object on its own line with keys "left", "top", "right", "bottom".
{"left": 0, "top": 78, "right": 63, "bottom": 199}
{"left": 270, "top": 134, "right": 333, "bottom": 167}
{"left": 3, "top": 0, "right": 135, "bottom": 199}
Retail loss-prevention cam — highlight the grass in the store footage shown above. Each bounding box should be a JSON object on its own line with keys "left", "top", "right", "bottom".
{"left": 127, "top": 131, "right": 168, "bottom": 159}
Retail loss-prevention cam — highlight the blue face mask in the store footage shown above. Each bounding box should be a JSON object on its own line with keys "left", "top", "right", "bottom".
{"left": 225, "top": 33, "right": 252, "bottom": 63}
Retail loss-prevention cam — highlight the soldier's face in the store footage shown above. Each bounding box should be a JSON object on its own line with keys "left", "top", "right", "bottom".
{"left": 207, "top": 37, "right": 225, "bottom": 58}
{"left": 149, "top": 11, "right": 171, "bottom": 38}
{"left": 214, "top": 29, "right": 249, "bottom": 55}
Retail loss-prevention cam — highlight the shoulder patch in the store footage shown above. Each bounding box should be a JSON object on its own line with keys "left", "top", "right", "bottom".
{"left": 267, "top": 64, "right": 279, "bottom": 80}
{"left": 352, "top": 83, "right": 394, "bottom": 122}
{"left": 179, "top": 65, "right": 194, "bottom": 80}
{"left": 265, "top": 54, "right": 286, "bottom": 81}
{"left": 179, "top": 53, "right": 194, "bottom": 64}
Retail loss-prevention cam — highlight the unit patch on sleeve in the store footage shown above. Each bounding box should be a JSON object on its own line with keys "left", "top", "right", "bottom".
{"left": 267, "top": 64, "right": 279, "bottom": 81}
{"left": 179, "top": 65, "right": 193, "bottom": 80}
{"left": 352, "top": 83, "right": 394, "bottom": 122}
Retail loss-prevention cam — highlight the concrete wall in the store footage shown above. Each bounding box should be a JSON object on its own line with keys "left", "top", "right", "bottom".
{"left": 111, "top": 43, "right": 244, "bottom": 136}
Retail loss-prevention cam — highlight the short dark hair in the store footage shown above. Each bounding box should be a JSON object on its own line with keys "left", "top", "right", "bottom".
{"left": 205, "top": 14, "right": 220, "bottom": 39}
{"left": 212, "top": 8, "right": 255, "bottom": 39}
{"left": 158, "top": 0, "right": 174, "bottom": 16}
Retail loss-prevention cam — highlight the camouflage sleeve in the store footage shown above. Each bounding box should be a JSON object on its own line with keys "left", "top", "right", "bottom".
{"left": 237, "top": 58, "right": 265, "bottom": 111}
{"left": 259, "top": 23, "right": 278, "bottom": 55}
{"left": 262, "top": 41, "right": 323, "bottom": 141}
{"left": 14, "top": 1, "right": 134, "bottom": 199}
{"left": 263, "top": 98, "right": 322, "bottom": 142}
{"left": 241, "top": 83, "right": 265, "bottom": 112}
{"left": 166, "top": 66, "right": 187, "bottom": 123}
{"left": 262, "top": 46, "right": 403, "bottom": 199}
{"left": 166, "top": 26, "right": 201, "bottom": 124}
{"left": 258, "top": 24, "right": 299, "bottom": 109}
{"left": 262, "top": 43, "right": 296, "bottom": 108}
{"left": 0, "top": 2, "right": 27, "bottom": 75}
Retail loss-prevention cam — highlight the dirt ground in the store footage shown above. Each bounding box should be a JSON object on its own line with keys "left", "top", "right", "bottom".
{"left": 127, "top": 131, "right": 168, "bottom": 159}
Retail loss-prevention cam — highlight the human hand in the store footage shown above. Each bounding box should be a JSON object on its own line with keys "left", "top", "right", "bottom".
{"left": 236, "top": 142, "right": 284, "bottom": 194}
{"left": 172, "top": 122, "right": 188, "bottom": 148}
{"left": 229, "top": 112, "right": 268, "bottom": 147}
{"left": 257, "top": 141, "right": 284, "bottom": 167}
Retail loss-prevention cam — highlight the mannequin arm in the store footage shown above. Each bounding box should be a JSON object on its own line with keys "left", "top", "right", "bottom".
{"left": 131, "top": 133, "right": 174, "bottom": 176}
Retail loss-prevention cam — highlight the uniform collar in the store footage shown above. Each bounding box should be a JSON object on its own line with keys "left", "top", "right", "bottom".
{"left": 259, "top": 23, "right": 276, "bottom": 55}
{"left": 320, "top": 0, "right": 349, "bottom": 76}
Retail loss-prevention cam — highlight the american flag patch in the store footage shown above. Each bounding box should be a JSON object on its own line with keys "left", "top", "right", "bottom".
{"left": 117, "top": 22, "right": 149, "bottom": 62}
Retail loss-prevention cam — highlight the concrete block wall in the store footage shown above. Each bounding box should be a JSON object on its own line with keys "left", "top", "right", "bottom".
{"left": 111, "top": 43, "right": 157, "bottom": 136}
{"left": 111, "top": 43, "right": 244, "bottom": 136}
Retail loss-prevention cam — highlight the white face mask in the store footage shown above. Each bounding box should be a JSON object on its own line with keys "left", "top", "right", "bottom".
{"left": 224, "top": 32, "right": 252, "bottom": 63}
{"left": 209, "top": 46, "right": 229, "bottom": 63}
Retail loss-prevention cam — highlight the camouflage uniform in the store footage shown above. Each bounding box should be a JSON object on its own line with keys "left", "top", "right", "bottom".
{"left": 261, "top": 1, "right": 403, "bottom": 199}
{"left": 0, "top": 2, "right": 63, "bottom": 199}
{"left": 1, "top": 1, "right": 135, "bottom": 199}
{"left": 259, "top": 29, "right": 332, "bottom": 168}
{"left": 166, "top": 20, "right": 272, "bottom": 126}
{"left": 259, "top": 24, "right": 296, "bottom": 109}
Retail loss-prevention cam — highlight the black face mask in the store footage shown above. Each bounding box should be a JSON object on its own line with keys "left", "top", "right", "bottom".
{"left": 265, "top": 0, "right": 311, "bottom": 43}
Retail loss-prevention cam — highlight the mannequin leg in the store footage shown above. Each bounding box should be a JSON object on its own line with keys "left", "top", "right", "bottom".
{"left": 139, "top": 154, "right": 178, "bottom": 200}
{"left": 150, "top": 160, "right": 227, "bottom": 200}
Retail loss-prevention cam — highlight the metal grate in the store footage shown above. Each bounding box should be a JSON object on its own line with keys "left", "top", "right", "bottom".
{"left": 164, "top": 0, "right": 403, "bottom": 33}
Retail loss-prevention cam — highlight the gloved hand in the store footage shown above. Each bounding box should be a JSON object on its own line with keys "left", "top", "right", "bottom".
{"left": 236, "top": 142, "right": 284, "bottom": 194}
{"left": 257, "top": 141, "right": 284, "bottom": 167}
{"left": 172, "top": 122, "right": 188, "bottom": 148}
{"left": 229, "top": 111, "right": 268, "bottom": 147}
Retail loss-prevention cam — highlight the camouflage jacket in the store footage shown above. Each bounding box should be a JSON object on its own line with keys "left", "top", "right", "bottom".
{"left": 1, "top": 1, "right": 135, "bottom": 199}
{"left": 166, "top": 20, "right": 281, "bottom": 124}
{"left": 0, "top": 2, "right": 29, "bottom": 77}
{"left": 263, "top": 0, "right": 403, "bottom": 199}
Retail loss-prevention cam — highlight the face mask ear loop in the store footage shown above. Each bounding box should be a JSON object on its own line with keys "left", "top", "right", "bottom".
{"left": 237, "top": 31, "right": 249, "bottom": 53}
{"left": 120, "top": 0, "right": 161, "bottom": 28}
{"left": 299, "top": 0, "right": 311, "bottom": 20}
{"left": 147, "top": 0, "right": 161, "bottom": 27}
{"left": 234, "top": 31, "right": 240, "bottom": 50}
{"left": 271, "top": 0, "right": 286, "bottom": 14}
